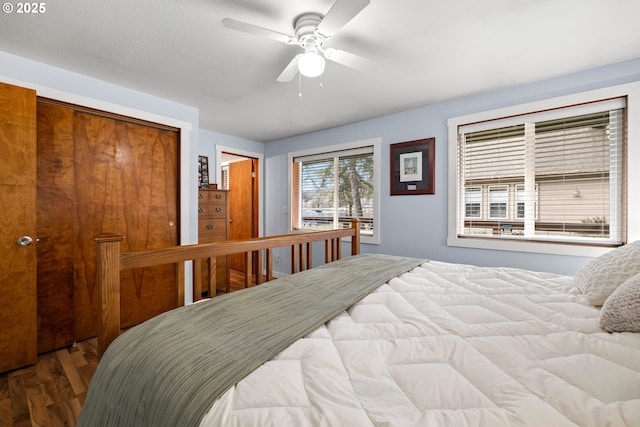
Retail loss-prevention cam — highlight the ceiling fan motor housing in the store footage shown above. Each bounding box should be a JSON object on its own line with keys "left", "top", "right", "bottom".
{"left": 294, "top": 13, "right": 325, "bottom": 51}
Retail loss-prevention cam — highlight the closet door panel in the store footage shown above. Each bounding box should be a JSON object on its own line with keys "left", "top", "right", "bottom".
{"left": 36, "top": 102, "right": 75, "bottom": 353}
{"left": 114, "top": 121, "right": 179, "bottom": 327}
{"left": 0, "top": 83, "right": 37, "bottom": 372}
{"left": 72, "top": 112, "right": 178, "bottom": 339}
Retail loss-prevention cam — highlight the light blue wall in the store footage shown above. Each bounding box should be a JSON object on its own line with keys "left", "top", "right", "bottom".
{"left": 264, "top": 57, "right": 640, "bottom": 275}
{"left": 199, "top": 128, "right": 265, "bottom": 180}
{"left": 0, "top": 51, "right": 198, "bottom": 126}
{"left": 200, "top": 129, "right": 265, "bottom": 155}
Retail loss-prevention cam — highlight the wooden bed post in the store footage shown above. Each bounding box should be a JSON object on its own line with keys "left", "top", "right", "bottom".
{"left": 93, "top": 233, "right": 125, "bottom": 358}
{"left": 350, "top": 218, "right": 361, "bottom": 255}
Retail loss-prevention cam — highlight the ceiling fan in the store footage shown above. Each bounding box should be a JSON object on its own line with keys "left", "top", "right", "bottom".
{"left": 222, "top": 0, "right": 371, "bottom": 82}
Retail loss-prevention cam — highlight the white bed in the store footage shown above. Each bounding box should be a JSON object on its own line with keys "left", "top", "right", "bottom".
{"left": 78, "top": 247, "right": 640, "bottom": 427}
{"left": 200, "top": 260, "right": 640, "bottom": 427}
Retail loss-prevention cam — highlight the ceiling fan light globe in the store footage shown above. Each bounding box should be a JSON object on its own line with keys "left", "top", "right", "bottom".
{"left": 298, "top": 52, "right": 325, "bottom": 78}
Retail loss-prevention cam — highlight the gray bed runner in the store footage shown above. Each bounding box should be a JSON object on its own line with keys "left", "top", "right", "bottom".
{"left": 77, "top": 254, "right": 425, "bottom": 427}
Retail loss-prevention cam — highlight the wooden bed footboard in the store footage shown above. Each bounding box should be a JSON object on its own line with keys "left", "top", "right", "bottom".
{"left": 92, "top": 219, "right": 361, "bottom": 357}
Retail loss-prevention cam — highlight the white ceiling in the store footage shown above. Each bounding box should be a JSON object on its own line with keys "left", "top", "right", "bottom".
{"left": 1, "top": 0, "right": 639, "bottom": 142}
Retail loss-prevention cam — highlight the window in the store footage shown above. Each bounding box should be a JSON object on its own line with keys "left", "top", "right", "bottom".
{"left": 488, "top": 185, "right": 508, "bottom": 219}
{"left": 464, "top": 186, "right": 482, "bottom": 218}
{"left": 453, "top": 97, "right": 626, "bottom": 248}
{"left": 290, "top": 138, "right": 381, "bottom": 244}
{"left": 515, "top": 184, "right": 538, "bottom": 219}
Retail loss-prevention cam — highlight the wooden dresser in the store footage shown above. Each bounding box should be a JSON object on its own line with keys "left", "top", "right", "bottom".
{"left": 197, "top": 188, "right": 230, "bottom": 297}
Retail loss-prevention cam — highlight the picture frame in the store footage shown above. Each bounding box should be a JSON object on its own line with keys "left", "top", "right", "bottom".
{"left": 390, "top": 137, "right": 435, "bottom": 195}
{"left": 198, "top": 155, "right": 209, "bottom": 188}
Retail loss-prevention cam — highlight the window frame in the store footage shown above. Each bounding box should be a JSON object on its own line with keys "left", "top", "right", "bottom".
{"left": 288, "top": 137, "right": 381, "bottom": 245}
{"left": 448, "top": 82, "right": 640, "bottom": 257}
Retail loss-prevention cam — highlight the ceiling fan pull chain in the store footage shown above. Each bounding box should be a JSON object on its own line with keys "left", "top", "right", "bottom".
{"left": 298, "top": 73, "right": 303, "bottom": 98}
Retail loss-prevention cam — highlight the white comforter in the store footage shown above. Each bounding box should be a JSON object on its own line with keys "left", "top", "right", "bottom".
{"left": 200, "top": 261, "right": 640, "bottom": 426}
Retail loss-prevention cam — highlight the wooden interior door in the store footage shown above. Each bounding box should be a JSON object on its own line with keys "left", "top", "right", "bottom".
{"left": 36, "top": 102, "right": 180, "bottom": 349}
{"left": 36, "top": 102, "right": 75, "bottom": 353}
{"left": 73, "top": 112, "right": 179, "bottom": 338}
{"left": 228, "top": 158, "right": 258, "bottom": 272}
{"left": 0, "top": 82, "right": 38, "bottom": 372}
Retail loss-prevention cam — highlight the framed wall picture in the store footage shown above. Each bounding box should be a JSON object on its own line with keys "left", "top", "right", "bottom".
{"left": 198, "top": 155, "right": 209, "bottom": 188}
{"left": 390, "top": 138, "right": 435, "bottom": 195}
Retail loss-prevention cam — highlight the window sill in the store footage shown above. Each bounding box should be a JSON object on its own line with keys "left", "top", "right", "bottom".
{"left": 447, "top": 235, "right": 614, "bottom": 257}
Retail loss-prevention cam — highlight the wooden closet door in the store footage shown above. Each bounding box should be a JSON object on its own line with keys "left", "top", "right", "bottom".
{"left": 0, "top": 83, "right": 38, "bottom": 372}
{"left": 73, "top": 112, "right": 179, "bottom": 339}
{"left": 36, "top": 103, "right": 75, "bottom": 353}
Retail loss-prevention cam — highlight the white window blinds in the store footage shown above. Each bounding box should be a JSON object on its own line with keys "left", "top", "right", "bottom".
{"left": 457, "top": 98, "right": 626, "bottom": 245}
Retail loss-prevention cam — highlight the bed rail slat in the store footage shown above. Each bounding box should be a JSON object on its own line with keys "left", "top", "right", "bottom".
{"left": 244, "top": 252, "right": 252, "bottom": 288}
{"left": 291, "top": 245, "right": 298, "bottom": 274}
{"left": 299, "top": 243, "right": 305, "bottom": 271}
{"left": 177, "top": 261, "right": 185, "bottom": 306}
{"left": 256, "top": 250, "right": 264, "bottom": 285}
{"left": 266, "top": 249, "right": 274, "bottom": 281}
{"left": 192, "top": 259, "right": 202, "bottom": 302}
{"left": 306, "top": 242, "right": 312, "bottom": 271}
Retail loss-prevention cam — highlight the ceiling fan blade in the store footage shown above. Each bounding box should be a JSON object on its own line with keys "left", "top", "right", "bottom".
{"left": 276, "top": 54, "right": 301, "bottom": 82}
{"left": 222, "top": 18, "right": 294, "bottom": 44}
{"left": 323, "top": 48, "right": 371, "bottom": 71}
{"left": 316, "top": 0, "right": 370, "bottom": 37}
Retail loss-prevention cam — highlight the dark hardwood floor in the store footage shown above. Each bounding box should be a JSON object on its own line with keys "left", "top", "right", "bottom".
{"left": 0, "top": 270, "right": 252, "bottom": 427}
{"left": 0, "top": 339, "right": 97, "bottom": 427}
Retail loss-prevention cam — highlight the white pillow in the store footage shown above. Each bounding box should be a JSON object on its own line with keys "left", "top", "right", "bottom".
{"left": 574, "top": 240, "right": 640, "bottom": 306}
{"left": 599, "top": 273, "right": 640, "bottom": 333}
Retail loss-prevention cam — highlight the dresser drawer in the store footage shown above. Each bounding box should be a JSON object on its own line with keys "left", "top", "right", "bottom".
{"left": 198, "top": 219, "right": 227, "bottom": 236}
{"left": 198, "top": 190, "right": 227, "bottom": 204}
{"left": 198, "top": 203, "right": 228, "bottom": 218}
